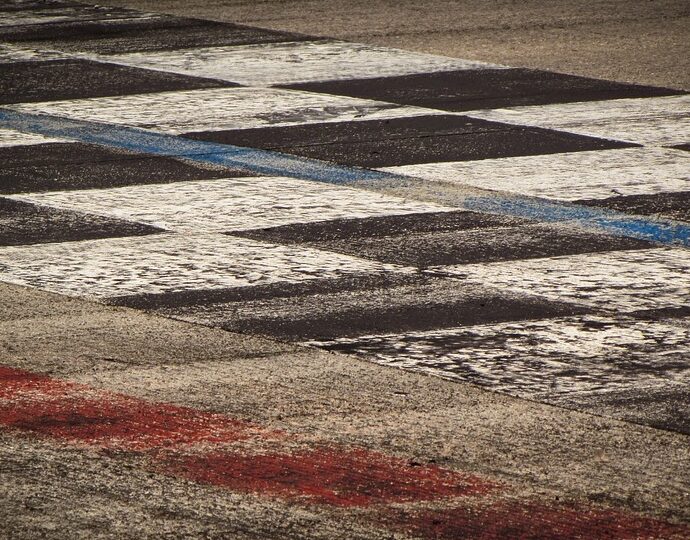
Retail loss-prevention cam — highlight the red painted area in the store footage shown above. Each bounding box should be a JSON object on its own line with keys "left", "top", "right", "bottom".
{"left": 0, "top": 365, "right": 261, "bottom": 450}
{"left": 4, "top": 363, "right": 686, "bottom": 537}
{"left": 0, "top": 365, "right": 494, "bottom": 507}
{"left": 162, "top": 446, "right": 494, "bottom": 507}
{"left": 382, "top": 501, "right": 690, "bottom": 539}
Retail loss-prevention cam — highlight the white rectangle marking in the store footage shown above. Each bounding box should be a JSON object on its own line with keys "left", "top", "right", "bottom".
{"left": 0, "top": 127, "right": 72, "bottom": 147}
{"left": 11, "top": 176, "right": 452, "bottom": 232}
{"left": 466, "top": 95, "right": 690, "bottom": 147}
{"left": 0, "top": 6, "right": 163, "bottom": 26}
{"left": 96, "top": 40, "right": 501, "bottom": 86}
{"left": 309, "top": 316, "right": 690, "bottom": 398}
{"left": 0, "top": 44, "right": 73, "bottom": 64}
{"left": 0, "top": 233, "right": 410, "bottom": 299}
{"left": 8, "top": 87, "right": 438, "bottom": 134}
{"left": 430, "top": 248, "right": 690, "bottom": 313}
{"left": 381, "top": 147, "right": 689, "bottom": 201}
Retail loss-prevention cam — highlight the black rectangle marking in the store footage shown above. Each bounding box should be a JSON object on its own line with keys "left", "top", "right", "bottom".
{"left": 232, "top": 215, "right": 654, "bottom": 267}
{"left": 139, "top": 275, "right": 588, "bottom": 341}
{"left": 186, "top": 115, "right": 636, "bottom": 168}
{"left": 0, "top": 59, "right": 235, "bottom": 105}
{"left": 0, "top": 197, "right": 162, "bottom": 246}
{"left": 0, "top": 143, "right": 251, "bottom": 194}
{"left": 577, "top": 192, "right": 690, "bottom": 224}
{"left": 7, "top": 17, "right": 312, "bottom": 53}
{"left": 280, "top": 68, "right": 686, "bottom": 111}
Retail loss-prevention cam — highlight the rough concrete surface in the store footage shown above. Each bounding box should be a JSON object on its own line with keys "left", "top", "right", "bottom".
{"left": 98, "top": 0, "right": 690, "bottom": 90}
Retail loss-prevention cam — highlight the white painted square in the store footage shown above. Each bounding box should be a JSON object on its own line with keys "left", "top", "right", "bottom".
{"left": 8, "top": 87, "right": 437, "bottom": 134}
{"left": 466, "top": 95, "right": 690, "bottom": 147}
{"left": 0, "top": 127, "right": 72, "bottom": 147}
{"left": 0, "top": 233, "right": 410, "bottom": 299}
{"left": 0, "top": 43, "right": 72, "bottom": 63}
{"left": 429, "top": 248, "right": 690, "bottom": 313}
{"left": 309, "top": 316, "right": 690, "bottom": 398}
{"left": 0, "top": 5, "right": 162, "bottom": 26}
{"left": 381, "top": 147, "right": 690, "bottom": 201}
{"left": 11, "top": 176, "right": 452, "bottom": 232}
{"left": 97, "top": 40, "right": 501, "bottom": 86}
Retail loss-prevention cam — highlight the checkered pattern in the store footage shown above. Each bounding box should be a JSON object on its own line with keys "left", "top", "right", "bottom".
{"left": 1, "top": 0, "right": 689, "bottom": 434}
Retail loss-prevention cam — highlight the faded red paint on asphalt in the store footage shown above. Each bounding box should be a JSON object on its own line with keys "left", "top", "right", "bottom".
{"left": 0, "top": 365, "right": 265, "bottom": 450}
{"left": 162, "top": 446, "right": 492, "bottom": 507}
{"left": 0, "top": 364, "right": 493, "bottom": 507}
{"left": 2, "top": 364, "right": 687, "bottom": 539}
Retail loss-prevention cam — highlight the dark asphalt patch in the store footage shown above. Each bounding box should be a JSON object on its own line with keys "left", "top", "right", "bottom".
{"left": 0, "top": 3, "right": 142, "bottom": 20}
{"left": 0, "top": 59, "right": 235, "bottom": 105}
{"left": 0, "top": 197, "right": 162, "bottom": 246}
{"left": 0, "top": 12, "right": 175, "bottom": 42}
{"left": 107, "top": 272, "right": 426, "bottom": 310}
{"left": 309, "top": 226, "right": 653, "bottom": 267}
{"left": 0, "top": 1, "right": 84, "bottom": 11}
{"left": 133, "top": 275, "right": 588, "bottom": 341}
{"left": 380, "top": 501, "right": 690, "bottom": 540}
{"left": 630, "top": 306, "right": 690, "bottom": 321}
{"left": 280, "top": 68, "right": 687, "bottom": 111}
{"left": 232, "top": 211, "right": 528, "bottom": 244}
{"left": 0, "top": 143, "right": 250, "bottom": 193}
{"left": 186, "top": 114, "right": 637, "bottom": 168}
{"left": 578, "top": 192, "right": 690, "bottom": 223}
{"left": 6, "top": 17, "right": 312, "bottom": 53}
{"left": 232, "top": 213, "right": 654, "bottom": 267}
{"left": 556, "top": 384, "right": 690, "bottom": 435}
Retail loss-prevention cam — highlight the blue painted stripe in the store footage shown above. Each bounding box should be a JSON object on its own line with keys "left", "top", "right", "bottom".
{"left": 2, "top": 108, "right": 689, "bottom": 248}
{"left": 0, "top": 109, "right": 393, "bottom": 185}
{"left": 464, "top": 196, "right": 690, "bottom": 247}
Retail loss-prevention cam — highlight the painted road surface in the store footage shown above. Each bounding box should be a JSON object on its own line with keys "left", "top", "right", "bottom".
{"left": 0, "top": 0, "right": 689, "bottom": 538}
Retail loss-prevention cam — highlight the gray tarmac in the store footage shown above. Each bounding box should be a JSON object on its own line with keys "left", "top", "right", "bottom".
{"left": 98, "top": 0, "right": 690, "bottom": 90}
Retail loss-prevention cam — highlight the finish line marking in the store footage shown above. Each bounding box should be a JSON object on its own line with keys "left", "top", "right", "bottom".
{"left": 2, "top": 108, "right": 689, "bottom": 248}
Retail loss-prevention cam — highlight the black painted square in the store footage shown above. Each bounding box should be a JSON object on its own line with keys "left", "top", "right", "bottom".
{"left": 280, "top": 68, "right": 686, "bottom": 111}
{"left": 0, "top": 3, "right": 135, "bottom": 21}
{"left": 111, "top": 273, "right": 588, "bottom": 341}
{"left": 0, "top": 143, "right": 252, "bottom": 193}
{"left": 186, "top": 114, "right": 636, "bottom": 168}
{"left": 552, "top": 384, "right": 690, "bottom": 435}
{"left": 232, "top": 213, "right": 654, "bottom": 267}
{"left": 0, "top": 1, "right": 82, "bottom": 11}
{"left": 577, "top": 192, "right": 690, "bottom": 223}
{"left": 0, "top": 59, "right": 235, "bottom": 104}
{"left": 232, "top": 211, "right": 526, "bottom": 244}
{"left": 0, "top": 197, "right": 162, "bottom": 246}
{"left": 7, "top": 16, "right": 312, "bottom": 53}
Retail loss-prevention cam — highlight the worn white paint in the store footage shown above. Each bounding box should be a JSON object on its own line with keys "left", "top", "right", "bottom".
{"left": 11, "top": 176, "right": 452, "bottom": 232}
{"left": 0, "top": 233, "right": 410, "bottom": 298}
{"left": 308, "top": 316, "right": 690, "bottom": 398}
{"left": 97, "top": 40, "right": 501, "bottom": 86}
{"left": 8, "top": 87, "right": 438, "bottom": 134}
{"left": 0, "top": 6, "right": 162, "bottom": 26}
{"left": 467, "top": 95, "right": 690, "bottom": 147}
{"left": 381, "top": 147, "right": 690, "bottom": 201}
{"left": 0, "top": 43, "right": 71, "bottom": 63}
{"left": 0, "top": 127, "right": 71, "bottom": 147}
{"left": 429, "top": 247, "right": 690, "bottom": 313}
